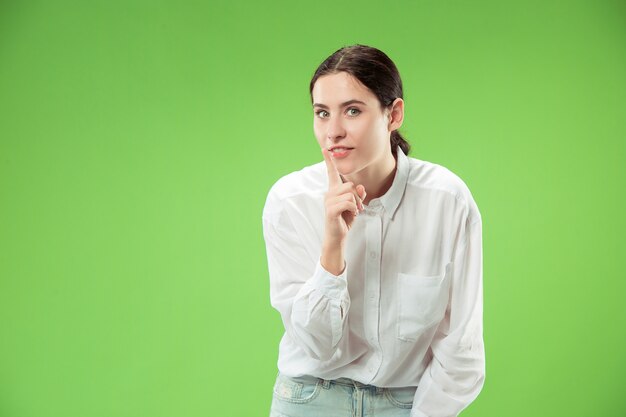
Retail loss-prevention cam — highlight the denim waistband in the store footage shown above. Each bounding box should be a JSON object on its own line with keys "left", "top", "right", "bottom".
{"left": 278, "top": 372, "right": 415, "bottom": 395}
{"left": 328, "top": 377, "right": 385, "bottom": 394}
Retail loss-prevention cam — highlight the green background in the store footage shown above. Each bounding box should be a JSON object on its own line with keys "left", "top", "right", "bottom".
{"left": 1, "top": 1, "right": 624, "bottom": 416}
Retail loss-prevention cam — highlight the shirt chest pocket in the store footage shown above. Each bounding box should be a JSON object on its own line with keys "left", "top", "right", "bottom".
{"left": 396, "top": 263, "right": 451, "bottom": 342}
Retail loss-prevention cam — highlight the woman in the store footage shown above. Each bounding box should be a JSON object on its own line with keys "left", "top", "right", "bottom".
{"left": 262, "top": 44, "right": 485, "bottom": 417}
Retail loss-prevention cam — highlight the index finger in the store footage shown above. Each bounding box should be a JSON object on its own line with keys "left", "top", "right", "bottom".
{"left": 321, "top": 147, "right": 344, "bottom": 188}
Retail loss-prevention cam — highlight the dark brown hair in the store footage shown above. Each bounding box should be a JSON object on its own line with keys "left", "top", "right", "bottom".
{"left": 309, "top": 44, "right": 410, "bottom": 157}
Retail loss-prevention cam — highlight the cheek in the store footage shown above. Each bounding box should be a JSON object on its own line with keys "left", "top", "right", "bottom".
{"left": 356, "top": 119, "right": 380, "bottom": 141}
{"left": 313, "top": 124, "right": 324, "bottom": 142}
{"left": 347, "top": 119, "right": 368, "bottom": 136}
{"left": 369, "top": 119, "right": 388, "bottom": 139}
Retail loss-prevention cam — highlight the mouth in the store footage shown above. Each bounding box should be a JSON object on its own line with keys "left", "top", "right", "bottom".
{"left": 328, "top": 146, "right": 354, "bottom": 152}
{"left": 328, "top": 147, "right": 354, "bottom": 158}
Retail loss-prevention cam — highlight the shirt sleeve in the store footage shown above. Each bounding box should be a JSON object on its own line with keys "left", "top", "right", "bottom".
{"left": 262, "top": 205, "right": 351, "bottom": 362}
{"left": 410, "top": 216, "right": 485, "bottom": 417}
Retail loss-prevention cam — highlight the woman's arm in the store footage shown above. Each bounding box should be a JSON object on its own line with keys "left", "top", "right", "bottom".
{"left": 263, "top": 207, "right": 351, "bottom": 361}
{"left": 411, "top": 216, "right": 486, "bottom": 417}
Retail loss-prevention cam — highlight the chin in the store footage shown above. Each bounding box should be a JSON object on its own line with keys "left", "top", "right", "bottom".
{"left": 335, "top": 163, "right": 360, "bottom": 177}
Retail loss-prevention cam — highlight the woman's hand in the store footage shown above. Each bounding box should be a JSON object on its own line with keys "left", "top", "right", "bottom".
{"left": 321, "top": 147, "right": 367, "bottom": 244}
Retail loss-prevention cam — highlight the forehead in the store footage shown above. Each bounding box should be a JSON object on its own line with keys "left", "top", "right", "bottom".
{"left": 312, "top": 72, "right": 376, "bottom": 105}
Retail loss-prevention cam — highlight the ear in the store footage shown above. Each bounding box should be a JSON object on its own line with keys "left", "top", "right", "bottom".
{"left": 386, "top": 98, "right": 404, "bottom": 132}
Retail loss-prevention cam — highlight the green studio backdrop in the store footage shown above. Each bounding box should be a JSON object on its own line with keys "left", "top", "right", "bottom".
{"left": 1, "top": 1, "right": 625, "bottom": 416}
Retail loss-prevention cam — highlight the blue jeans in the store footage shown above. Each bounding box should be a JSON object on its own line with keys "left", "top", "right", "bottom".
{"left": 269, "top": 371, "right": 417, "bottom": 417}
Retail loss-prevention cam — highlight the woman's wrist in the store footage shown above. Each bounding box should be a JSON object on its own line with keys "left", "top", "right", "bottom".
{"left": 321, "top": 237, "right": 345, "bottom": 276}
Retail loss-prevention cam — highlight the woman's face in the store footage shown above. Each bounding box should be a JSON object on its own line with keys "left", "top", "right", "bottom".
{"left": 312, "top": 71, "right": 393, "bottom": 178}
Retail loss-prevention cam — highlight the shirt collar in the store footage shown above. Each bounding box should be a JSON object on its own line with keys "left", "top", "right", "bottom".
{"left": 367, "top": 145, "right": 409, "bottom": 220}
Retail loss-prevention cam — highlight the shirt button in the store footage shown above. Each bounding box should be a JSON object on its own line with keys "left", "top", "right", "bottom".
{"left": 369, "top": 251, "right": 377, "bottom": 259}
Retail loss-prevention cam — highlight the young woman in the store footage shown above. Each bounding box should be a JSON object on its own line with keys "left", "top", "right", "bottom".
{"left": 262, "top": 44, "right": 485, "bottom": 417}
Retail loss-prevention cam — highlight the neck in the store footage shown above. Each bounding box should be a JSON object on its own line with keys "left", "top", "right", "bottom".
{"left": 343, "top": 151, "right": 397, "bottom": 206}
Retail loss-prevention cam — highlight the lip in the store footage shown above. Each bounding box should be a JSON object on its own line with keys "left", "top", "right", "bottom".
{"left": 328, "top": 147, "right": 353, "bottom": 159}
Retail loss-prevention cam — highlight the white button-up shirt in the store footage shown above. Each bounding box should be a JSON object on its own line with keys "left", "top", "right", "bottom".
{"left": 262, "top": 146, "right": 485, "bottom": 417}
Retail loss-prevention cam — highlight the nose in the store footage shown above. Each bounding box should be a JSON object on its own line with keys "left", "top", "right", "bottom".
{"left": 326, "top": 114, "right": 346, "bottom": 142}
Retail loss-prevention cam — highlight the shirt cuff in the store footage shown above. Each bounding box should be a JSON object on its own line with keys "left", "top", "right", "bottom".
{"left": 307, "top": 258, "right": 348, "bottom": 300}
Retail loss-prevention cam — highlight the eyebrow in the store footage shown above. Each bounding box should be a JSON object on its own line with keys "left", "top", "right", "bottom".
{"left": 313, "top": 99, "right": 367, "bottom": 109}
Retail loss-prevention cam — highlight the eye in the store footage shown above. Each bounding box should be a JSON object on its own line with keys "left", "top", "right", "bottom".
{"left": 347, "top": 107, "right": 361, "bottom": 116}
{"left": 315, "top": 110, "right": 329, "bottom": 119}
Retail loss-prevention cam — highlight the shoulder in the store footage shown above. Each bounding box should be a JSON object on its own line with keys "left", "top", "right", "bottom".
{"left": 262, "top": 161, "right": 327, "bottom": 220}
{"left": 406, "top": 156, "right": 481, "bottom": 224}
